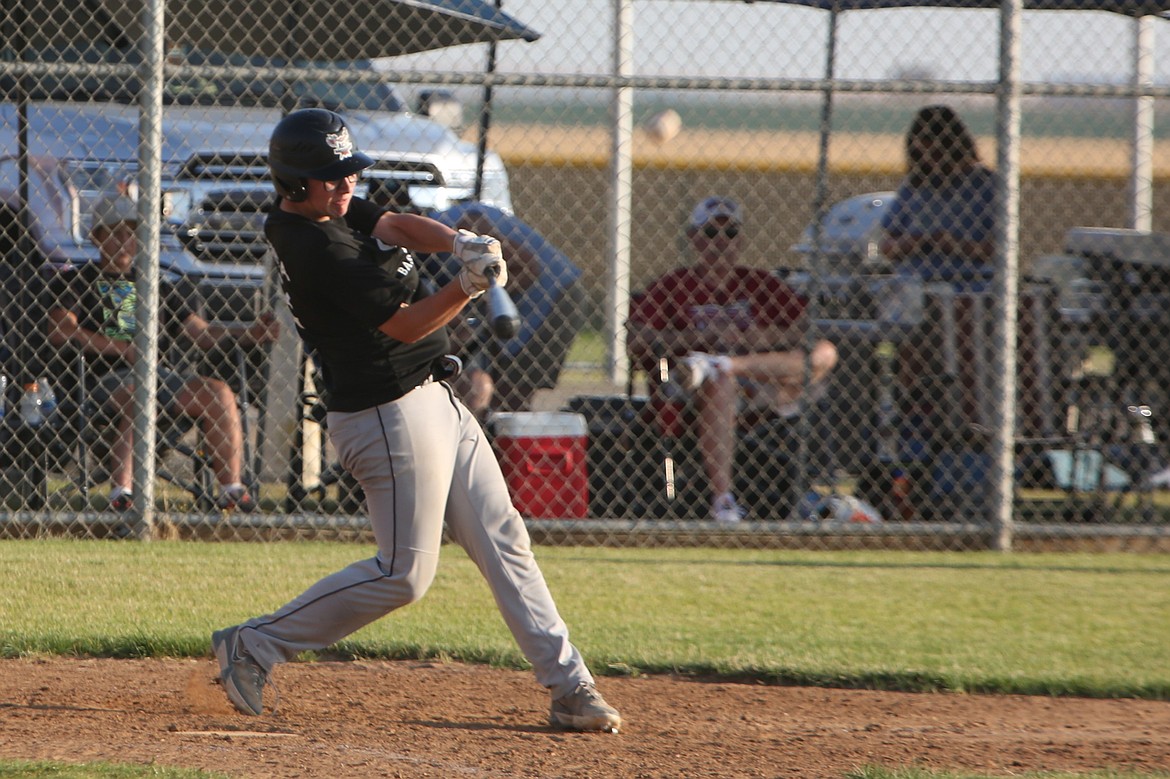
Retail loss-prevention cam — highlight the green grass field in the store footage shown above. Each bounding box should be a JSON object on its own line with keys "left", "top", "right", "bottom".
{"left": 2, "top": 541, "right": 1167, "bottom": 696}
{"left": 2, "top": 541, "right": 1168, "bottom": 778}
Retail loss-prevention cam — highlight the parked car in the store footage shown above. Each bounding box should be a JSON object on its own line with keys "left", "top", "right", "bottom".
{"left": 0, "top": 57, "right": 514, "bottom": 328}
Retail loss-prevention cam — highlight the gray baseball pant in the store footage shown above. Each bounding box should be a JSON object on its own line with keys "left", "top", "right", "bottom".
{"left": 233, "top": 381, "right": 594, "bottom": 699}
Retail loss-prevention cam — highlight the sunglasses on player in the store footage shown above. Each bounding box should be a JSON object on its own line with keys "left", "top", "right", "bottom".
{"left": 321, "top": 173, "right": 360, "bottom": 192}
{"left": 700, "top": 223, "right": 740, "bottom": 240}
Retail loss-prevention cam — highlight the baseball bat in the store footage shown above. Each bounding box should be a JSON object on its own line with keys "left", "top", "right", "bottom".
{"left": 483, "top": 264, "right": 520, "bottom": 339}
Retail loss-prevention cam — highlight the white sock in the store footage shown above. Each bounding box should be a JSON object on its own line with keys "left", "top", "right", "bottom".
{"left": 220, "top": 482, "right": 245, "bottom": 497}
{"left": 109, "top": 485, "right": 132, "bottom": 500}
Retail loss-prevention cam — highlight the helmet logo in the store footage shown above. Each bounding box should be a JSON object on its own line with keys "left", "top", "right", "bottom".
{"left": 325, "top": 128, "right": 354, "bottom": 161}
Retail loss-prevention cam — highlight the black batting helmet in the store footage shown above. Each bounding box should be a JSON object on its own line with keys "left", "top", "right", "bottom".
{"left": 268, "top": 108, "right": 375, "bottom": 202}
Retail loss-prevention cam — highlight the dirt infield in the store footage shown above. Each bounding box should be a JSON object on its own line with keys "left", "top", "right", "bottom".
{"left": 2, "top": 658, "right": 1169, "bottom": 778}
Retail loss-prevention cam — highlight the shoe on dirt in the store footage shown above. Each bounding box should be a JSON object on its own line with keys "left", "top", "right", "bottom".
{"left": 212, "top": 625, "right": 269, "bottom": 715}
{"left": 550, "top": 681, "right": 621, "bottom": 733}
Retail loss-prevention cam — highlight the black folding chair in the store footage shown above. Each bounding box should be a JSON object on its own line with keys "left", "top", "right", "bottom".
{"left": 46, "top": 344, "right": 258, "bottom": 512}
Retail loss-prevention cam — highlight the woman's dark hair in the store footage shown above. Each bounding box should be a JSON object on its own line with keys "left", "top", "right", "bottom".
{"left": 905, "top": 104, "right": 980, "bottom": 186}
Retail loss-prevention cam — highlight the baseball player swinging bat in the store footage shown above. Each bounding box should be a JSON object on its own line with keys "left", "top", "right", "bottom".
{"left": 483, "top": 263, "right": 520, "bottom": 339}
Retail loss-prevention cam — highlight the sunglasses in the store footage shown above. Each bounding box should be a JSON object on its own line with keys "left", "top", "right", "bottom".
{"left": 701, "top": 224, "right": 740, "bottom": 240}
{"left": 322, "top": 173, "right": 360, "bottom": 192}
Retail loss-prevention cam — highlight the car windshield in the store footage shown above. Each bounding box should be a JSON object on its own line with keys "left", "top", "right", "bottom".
{"left": 2, "top": 46, "right": 406, "bottom": 112}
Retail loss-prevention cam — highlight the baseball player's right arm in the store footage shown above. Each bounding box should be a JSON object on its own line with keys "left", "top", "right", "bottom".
{"left": 372, "top": 212, "right": 458, "bottom": 254}
{"left": 377, "top": 279, "right": 479, "bottom": 344}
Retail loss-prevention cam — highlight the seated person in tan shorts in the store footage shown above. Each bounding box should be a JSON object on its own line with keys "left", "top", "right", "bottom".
{"left": 45, "top": 191, "right": 278, "bottom": 511}
{"left": 627, "top": 196, "right": 838, "bottom": 524}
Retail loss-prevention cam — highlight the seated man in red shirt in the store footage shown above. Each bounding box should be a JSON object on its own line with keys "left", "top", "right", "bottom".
{"left": 627, "top": 196, "right": 838, "bottom": 524}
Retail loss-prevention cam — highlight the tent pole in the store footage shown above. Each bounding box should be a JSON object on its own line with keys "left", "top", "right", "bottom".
{"left": 8, "top": 3, "right": 36, "bottom": 388}
{"left": 474, "top": 1, "right": 502, "bottom": 202}
{"left": 811, "top": 6, "right": 839, "bottom": 235}
{"left": 793, "top": 5, "right": 840, "bottom": 514}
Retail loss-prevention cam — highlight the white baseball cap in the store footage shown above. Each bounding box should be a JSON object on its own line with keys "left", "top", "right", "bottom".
{"left": 688, "top": 196, "right": 743, "bottom": 229}
{"left": 90, "top": 193, "right": 139, "bottom": 230}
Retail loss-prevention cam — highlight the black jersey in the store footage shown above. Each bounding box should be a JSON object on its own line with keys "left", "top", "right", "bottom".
{"left": 265, "top": 197, "right": 449, "bottom": 412}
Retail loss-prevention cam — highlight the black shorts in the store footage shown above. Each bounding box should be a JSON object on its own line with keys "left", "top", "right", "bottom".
{"left": 92, "top": 366, "right": 195, "bottom": 416}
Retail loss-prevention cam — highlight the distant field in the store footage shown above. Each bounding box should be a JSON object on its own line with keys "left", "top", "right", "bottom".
{"left": 487, "top": 95, "right": 1170, "bottom": 141}
{"left": 475, "top": 91, "right": 1170, "bottom": 178}
{"left": 482, "top": 122, "right": 1170, "bottom": 179}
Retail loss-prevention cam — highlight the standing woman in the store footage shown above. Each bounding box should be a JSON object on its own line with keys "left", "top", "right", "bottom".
{"left": 879, "top": 104, "right": 998, "bottom": 289}
{"left": 211, "top": 109, "right": 620, "bottom": 733}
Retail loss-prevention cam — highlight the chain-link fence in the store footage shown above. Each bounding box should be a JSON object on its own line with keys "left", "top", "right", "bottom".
{"left": 2, "top": 0, "right": 1170, "bottom": 550}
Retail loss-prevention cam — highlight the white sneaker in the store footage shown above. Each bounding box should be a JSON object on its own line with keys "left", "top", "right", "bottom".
{"left": 550, "top": 681, "right": 621, "bottom": 733}
{"left": 674, "top": 352, "right": 733, "bottom": 391}
{"left": 710, "top": 492, "right": 746, "bottom": 525}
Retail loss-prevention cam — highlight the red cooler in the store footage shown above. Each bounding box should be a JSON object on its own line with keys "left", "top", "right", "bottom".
{"left": 491, "top": 412, "right": 589, "bottom": 519}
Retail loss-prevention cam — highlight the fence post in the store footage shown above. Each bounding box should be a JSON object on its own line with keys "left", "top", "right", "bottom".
{"left": 605, "top": 0, "right": 633, "bottom": 387}
{"left": 992, "top": 0, "right": 1024, "bottom": 552}
{"left": 131, "top": 0, "right": 166, "bottom": 539}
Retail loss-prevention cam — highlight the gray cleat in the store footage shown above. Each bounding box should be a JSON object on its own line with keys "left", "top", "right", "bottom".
{"left": 211, "top": 625, "right": 268, "bottom": 715}
{"left": 550, "top": 681, "right": 622, "bottom": 733}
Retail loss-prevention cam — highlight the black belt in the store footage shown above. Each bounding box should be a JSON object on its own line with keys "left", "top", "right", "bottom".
{"left": 433, "top": 354, "right": 463, "bottom": 381}
{"left": 412, "top": 355, "right": 462, "bottom": 393}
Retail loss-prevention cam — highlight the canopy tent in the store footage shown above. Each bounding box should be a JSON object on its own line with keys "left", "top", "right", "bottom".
{"left": 7, "top": 0, "right": 540, "bottom": 61}
{"left": 1, "top": 0, "right": 541, "bottom": 207}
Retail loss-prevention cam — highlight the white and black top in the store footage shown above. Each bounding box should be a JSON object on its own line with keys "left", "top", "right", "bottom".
{"left": 265, "top": 197, "right": 449, "bottom": 412}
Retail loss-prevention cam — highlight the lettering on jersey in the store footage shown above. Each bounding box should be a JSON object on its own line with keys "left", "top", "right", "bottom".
{"left": 325, "top": 128, "right": 354, "bottom": 161}
{"left": 375, "top": 239, "right": 416, "bottom": 277}
{"left": 396, "top": 250, "right": 416, "bottom": 278}
{"left": 688, "top": 301, "right": 753, "bottom": 331}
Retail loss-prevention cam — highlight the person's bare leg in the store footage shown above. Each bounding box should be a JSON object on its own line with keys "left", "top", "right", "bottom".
{"left": 107, "top": 386, "right": 136, "bottom": 491}
{"left": 176, "top": 377, "right": 242, "bottom": 487}
{"left": 695, "top": 371, "right": 738, "bottom": 497}
{"left": 110, "top": 413, "right": 134, "bottom": 491}
{"left": 727, "top": 340, "right": 839, "bottom": 407}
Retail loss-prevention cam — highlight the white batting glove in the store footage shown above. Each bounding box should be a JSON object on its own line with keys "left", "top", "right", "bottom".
{"left": 459, "top": 251, "right": 508, "bottom": 299}
{"left": 452, "top": 229, "right": 499, "bottom": 261}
